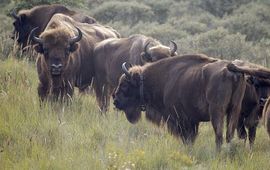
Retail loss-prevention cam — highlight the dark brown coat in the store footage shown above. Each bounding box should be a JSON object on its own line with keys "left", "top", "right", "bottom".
{"left": 11, "top": 4, "right": 97, "bottom": 49}
{"left": 237, "top": 77, "right": 270, "bottom": 146}
{"left": 33, "top": 14, "right": 119, "bottom": 101}
{"left": 262, "top": 97, "right": 270, "bottom": 137}
{"left": 113, "top": 54, "right": 270, "bottom": 150}
{"left": 228, "top": 60, "right": 270, "bottom": 147}
{"left": 93, "top": 35, "right": 177, "bottom": 112}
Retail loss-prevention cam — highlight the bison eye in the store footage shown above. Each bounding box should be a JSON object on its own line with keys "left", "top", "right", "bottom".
{"left": 120, "top": 83, "right": 129, "bottom": 92}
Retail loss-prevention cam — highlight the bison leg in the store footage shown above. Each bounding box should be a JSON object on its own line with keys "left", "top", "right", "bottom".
{"left": 94, "top": 83, "right": 110, "bottom": 113}
{"left": 188, "top": 122, "right": 199, "bottom": 144}
{"left": 268, "top": 118, "right": 270, "bottom": 138}
{"left": 65, "top": 80, "right": 74, "bottom": 100}
{"left": 51, "top": 87, "right": 62, "bottom": 101}
{"left": 210, "top": 106, "right": 224, "bottom": 151}
{"left": 237, "top": 115, "right": 247, "bottom": 141}
{"left": 179, "top": 121, "right": 199, "bottom": 145}
{"left": 248, "top": 126, "right": 256, "bottom": 149}
{"left": 38, "top": 82, "right": 49, "bottom": 101}
{"left": 226, "top": 76, "right": 246, "bottom": 144}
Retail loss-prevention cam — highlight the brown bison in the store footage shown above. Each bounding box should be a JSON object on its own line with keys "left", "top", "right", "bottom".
{"left": 11, "top": 4, "right": 97, "bottom": 49}
{"left": 228, "top": 61, "right": 270, "bottom": 143}
{"left": 237, "top": 76, "right": 270, "bottom": 147}
{"left": 262, "top": 97, "right": 270, "bottom": 137}
{"left": 93, "top": 35, "right": 177, "bottom": 112}
{"left": 32, "top": 14, "right": 119, "bottom": 101}
{"left": 113, "top": 54, "right": 270, "bottom": 150}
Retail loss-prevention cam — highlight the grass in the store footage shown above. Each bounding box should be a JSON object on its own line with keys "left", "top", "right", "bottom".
{"left": 0, "top": 3, "right": 270, "bottom": 169}
{"left": 0, "top": 53, "right": 270, "bottom": 170}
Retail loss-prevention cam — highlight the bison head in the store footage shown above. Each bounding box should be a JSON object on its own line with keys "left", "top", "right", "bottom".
{"left": 113, "top": 62, "right": 142, "bottom": 124}
{"left": 140, "top": 41, "right": 177, "bottom": 63}
{"left": 30, "top": 27, "right": 82, "bottom": 76}
{"left": 11, "top": 9, "right": 34, "bottom": 48}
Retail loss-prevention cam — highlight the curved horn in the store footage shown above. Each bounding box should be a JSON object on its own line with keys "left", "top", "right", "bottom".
{"left": 170, "top": 40, "right": 177, "bottom": 55}
{"left": 30, "top": 27, "right": 43, "bottom": 44}
{"left": 69, "top": 27, "right": 82, "bottom": 45}
{"left": 143, "top": 42, "right": 152, "bottom": 61}
{"left": 121, "top": 62, "right": 131, "bottom": 78}
{"left": 11, "top": 9, "right": 20, "bottom": 20}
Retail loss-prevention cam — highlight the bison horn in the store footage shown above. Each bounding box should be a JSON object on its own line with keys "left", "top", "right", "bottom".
{"left": 122, "top": 62, "right": 131, "bottom": 78}
{"left": 170, "top": 40, "right": 177, "bottom": 55}
{"left": 143, "top": 42, "right": 152, "bottom": 61}
{"left": 11, "top": 9, "right": 20, "bottom": 21}
{"left": 69, "top": 27, "right": 82, "bottom": 45}
{"left": 30, "top": 27, "right": 43, "bottom": 44}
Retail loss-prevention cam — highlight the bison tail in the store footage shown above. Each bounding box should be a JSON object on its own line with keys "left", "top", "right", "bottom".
{"left": 227, "top": 62, "right": 270, "bottom": 79}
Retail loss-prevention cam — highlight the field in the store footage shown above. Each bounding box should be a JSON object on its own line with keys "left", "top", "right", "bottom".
{"left": 1, "top": 0, "right": 270, "bottom": 169}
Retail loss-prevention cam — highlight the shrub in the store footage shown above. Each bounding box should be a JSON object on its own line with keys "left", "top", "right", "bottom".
{"left": 169, "top": 17, "right": 209, "bottom": 35}
{"left": 222, "top": 2, "right": 270, "bottom": 42}
{"left": 13, "top": 0, "right": 84, "bottom": 10}
{"left": 193, "top": 0, "right": 253, "bottom": 17}
{"left": 92, "top": 1, "right": 154, "bottom": 26}
{"left": 176, "top": 27, "right": 256, "bottom": 61}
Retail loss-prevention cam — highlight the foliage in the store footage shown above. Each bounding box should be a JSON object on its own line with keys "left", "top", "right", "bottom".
{"left": 190, "top": 0, "right": 253, "bottom": 17}
{"left": 92, "top": 1, "right": 154, "bottom": 26}
{"left": 12, "top": 0, "right": 84, "bottom": 10}
{"left": 222, "top": 2, "right": 270, "bottom": 42}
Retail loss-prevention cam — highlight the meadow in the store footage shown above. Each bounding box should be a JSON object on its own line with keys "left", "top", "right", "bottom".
{"left": 1, "top": 0, "right": 270, "bottom": 169}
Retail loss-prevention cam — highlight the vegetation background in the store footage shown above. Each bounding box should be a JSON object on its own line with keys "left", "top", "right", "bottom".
{"left": 0, "top": 0, "right": 270, "bottom": 169}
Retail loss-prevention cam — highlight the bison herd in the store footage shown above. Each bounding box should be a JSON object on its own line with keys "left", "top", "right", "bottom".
{"left": 11, "top": 4, "right": 270, "bottom": 151}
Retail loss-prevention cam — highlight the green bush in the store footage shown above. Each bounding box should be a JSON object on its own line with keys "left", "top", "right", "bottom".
{"left": 169, "top": 17, "right": 209, "bottom": 35}
{"left": 176, "top": 27, "right": 257, "bottom": 61}
{"left": 193, "top": 0, "right": 253, "bottom": 17}
{"left": 92, "top": 1, "right": 154, "bottom": 26}
{"left": 13, "top": 0, "right": 84, "bottom": 10}
{"left": 143, "top": 0, "right": 172, "bottom": 24}
{"left": 222, "top": 2, "right": 270, "bottom": 42}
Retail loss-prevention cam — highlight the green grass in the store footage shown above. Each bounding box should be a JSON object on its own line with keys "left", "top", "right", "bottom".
{"left": 0, "top": 56, "right": 270, "bottom": 170}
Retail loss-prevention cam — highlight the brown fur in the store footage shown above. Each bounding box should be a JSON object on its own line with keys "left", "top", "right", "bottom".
{"left": 113, "top": 54, "right": 246, "bottom": 151}
{"left": 227, "top": 60, "right": 270, "bottom": 143}
{"left": 238, "top": 78, "right": 270, "bottom": 147}
{"left": 227, "top": 61, "right": 270, "bottom": 79}
{"left": 11, "top": 4, "right": 97, "bottom": 49}
{"left": 93, "top": 35, "right": 177, "bottom": 112}
{"left": 262, "top": 97, "right": 270, "bottom": 137}
{"left": 35, "top": 14, "right": 119, "bottom": 101}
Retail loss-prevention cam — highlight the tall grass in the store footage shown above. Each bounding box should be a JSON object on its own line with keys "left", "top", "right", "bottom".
{"left": 0, "top": 45, "right": 270, "bottom": 170}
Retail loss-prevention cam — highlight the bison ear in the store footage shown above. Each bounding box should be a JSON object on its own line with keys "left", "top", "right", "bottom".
{"left": 69, "top": 43, "right": 79, "bottom": 52}
{"left": 34, "top": 44, "right": 44, "bottom": 54}
{"left": 140, "top": 52, "right": 152, "bottom": 62}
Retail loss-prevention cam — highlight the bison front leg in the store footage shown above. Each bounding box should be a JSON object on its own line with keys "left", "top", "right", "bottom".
{"left": 181, "top": 122, "right": 199, "bottom": 145}
{"left": 210, "top": 106, "right": 224, "bottom": 152}
{"left": 237, "top": 115, "right": 247, "bottom": 141}
{"left": 64, "top": 80, "right": 74, "bottom": 100}
{"left": 94, "top": 83, "right": 110, "bottom": 113}
{"left": 38, "top": 82, "right": 49, "bottom": 101}
{"left": 248, "top": 126, "right": 257, "bottom": 149}
{"left": 59, "top": 80, "right": 74, "bottom": 102}
{"left": 51, "top": 87, "right": 62, "bottom": 101}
